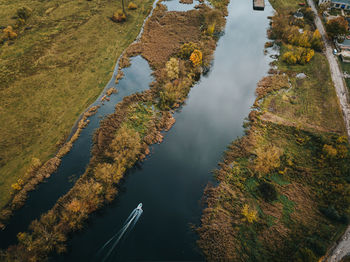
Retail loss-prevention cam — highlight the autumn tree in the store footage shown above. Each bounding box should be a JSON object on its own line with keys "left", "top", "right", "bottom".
{"left": 190, "top": 49, "right": 203, "bottom": 67}
{"left": 311, "top": 29, "right": 323, "bottom": 51}
{"left": 326, "top": 17, "right": 348, "bottom": 39}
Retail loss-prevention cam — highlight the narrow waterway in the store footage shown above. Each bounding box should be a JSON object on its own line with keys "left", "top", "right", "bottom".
{"left": 53, "top": 0, "right": 274, "bottom": 260}
{"left": 0, "top": 56, "right": 153, "bottom": 249}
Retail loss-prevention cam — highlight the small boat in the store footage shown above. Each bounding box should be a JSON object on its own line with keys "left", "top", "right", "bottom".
{"left": 136, "top": 203, "right": 143, "bottom": 210}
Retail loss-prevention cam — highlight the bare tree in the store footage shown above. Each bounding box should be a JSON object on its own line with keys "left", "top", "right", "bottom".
{"left": 121, "top": 0, "right": 127, "bottom": 15}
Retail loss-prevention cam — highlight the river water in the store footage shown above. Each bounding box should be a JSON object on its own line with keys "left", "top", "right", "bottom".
{"left": 0, "top": 0, "right": 273, "bottom": 260}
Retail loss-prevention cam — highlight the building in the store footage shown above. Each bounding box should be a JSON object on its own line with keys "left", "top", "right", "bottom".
{"left": 336, "top": 38, "right": 350, "bottom": 51}
{"left": 336, "top": 38, "right": 350, "bottom": 62}
{"left": 319, "top": 0, "right": 350, "bottom": 9}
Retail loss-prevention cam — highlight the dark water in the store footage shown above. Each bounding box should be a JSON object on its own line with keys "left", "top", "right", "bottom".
{"left": 0, "top": 56, "right": 153, "bottom": 249}
{"left": 52, "top": 0, "right": 274, "bottom": 261}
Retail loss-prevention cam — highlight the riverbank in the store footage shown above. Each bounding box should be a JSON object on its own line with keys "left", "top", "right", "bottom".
{"left": 197, "top": 1, "right": 350, "bottom": 261}
{"left": 0, "top": 0, "right": 155, "bottom": 220}
{"left": 0, "top": 1, "right": 230, "bottom": 260}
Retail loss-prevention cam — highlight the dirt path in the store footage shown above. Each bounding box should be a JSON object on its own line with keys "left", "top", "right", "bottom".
{"left": 307, "top": 0, "right": 350, "bottom": 260}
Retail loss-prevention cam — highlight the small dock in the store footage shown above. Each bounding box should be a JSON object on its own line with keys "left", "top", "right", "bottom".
{"left": 253, "top": 0, "right": 265, "bottom": 10}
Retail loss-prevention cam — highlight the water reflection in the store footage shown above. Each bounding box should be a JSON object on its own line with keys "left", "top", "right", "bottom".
{"left": 56, "top": 0, "right": 274, "bottom": 261}
{"left": 162, "top": 0, "right": 198, "bottom": 11}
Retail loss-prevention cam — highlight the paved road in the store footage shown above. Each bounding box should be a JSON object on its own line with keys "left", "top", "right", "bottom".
{"left": 307, "top": 0, "right": 350, "bottom": 261}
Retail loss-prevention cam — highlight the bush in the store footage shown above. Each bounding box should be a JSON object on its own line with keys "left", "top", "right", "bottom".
{"left": 3, "top": 26, "right": 17, "bottom": 40}
{"left": 128, "top": 2, "right": 137, "bottom": 10}
{"left": 241, "top": 204, "right": 258, "bottom": 223}
{"left": 178, "top": 42, "right": 198, "bottom": 59}
{"left": 258, "top": 181, "right": 277, "bottom": 202}
{"left": 17, "top": 6, "right": 32, "bottom": 20}
{"left": 326, "top": 17, "right": 348, "bottom": 39}
{"left": 282, "top": 46, "right": 314, "bottom": 65}
{"left": 166, "top": 58, "right": 180, "bottom": 80}
{"left": 112, "top": 10, "right": 126, "bottom": 23}
{"left": 190, "top": 49, "right": 202, "bottom": 67}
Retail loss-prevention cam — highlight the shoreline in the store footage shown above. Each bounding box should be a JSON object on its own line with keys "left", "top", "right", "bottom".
{"left": 0, "top": 0, "right": 156, "bottom": 229}
{"left": 197, "top": 0, "right": 350, "bottom": 260}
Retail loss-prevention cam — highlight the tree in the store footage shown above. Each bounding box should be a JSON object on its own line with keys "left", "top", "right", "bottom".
{"left": 311, "top": 29, "right": 323, "bottom": 51}
{"left": 190, "top": 49, "right": 202, "bottom": 67}
{"left": 121, "top": 0, "right": 127, "bottom": 16}
{"left": 326, "top": 17, "right": 348, "bottom": 39}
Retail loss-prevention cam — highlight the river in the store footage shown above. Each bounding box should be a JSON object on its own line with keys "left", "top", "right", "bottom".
{"left": 0, "top": 0, "right": 273, "bottom": 260}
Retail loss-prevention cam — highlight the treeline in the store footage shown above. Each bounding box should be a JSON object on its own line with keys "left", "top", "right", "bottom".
{"left": 269, "top": 10, "right": 323, "bottom": 65}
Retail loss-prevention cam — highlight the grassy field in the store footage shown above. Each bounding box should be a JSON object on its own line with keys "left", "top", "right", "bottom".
{"left": 0, "top": 0, "right": 154, "bottom": 209}
{"left": 261, "top": 50, "right": 345, "bottom": 134}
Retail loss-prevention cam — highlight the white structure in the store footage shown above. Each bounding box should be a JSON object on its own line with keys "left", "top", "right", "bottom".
{"left": 319, "top": 0, "right": 350, "bottom": 9}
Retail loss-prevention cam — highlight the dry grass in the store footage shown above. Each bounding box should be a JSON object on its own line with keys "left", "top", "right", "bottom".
{"left": 0, "top": 0, "right": 154, "bottom": 210}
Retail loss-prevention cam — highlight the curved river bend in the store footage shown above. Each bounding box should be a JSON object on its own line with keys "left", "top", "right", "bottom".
{"left": 0, "top": 0, "right": 273, "bottom": 260}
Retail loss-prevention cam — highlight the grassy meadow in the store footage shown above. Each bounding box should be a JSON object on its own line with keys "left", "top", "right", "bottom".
{"left": 0, "top": 0, "right": 154, "bottom": 209}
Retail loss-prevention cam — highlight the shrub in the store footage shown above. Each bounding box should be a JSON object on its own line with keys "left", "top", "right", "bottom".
{"left": 311, "top": 29, "right": 323, "bottom": 51}
{"left": 282, "top": 46, "right": 314, "bottom": 65}
{"left": 258, "top": 181, "right": 277, "bottom": 202}
{"left": 282, "top": 51, "right": 297, "bottom": 65}
{"left": 241, "top": 204, "right": 258, "bottom": 223}
{"left": 206, "top": 23, "right": 216, "bottom": 36}
{"left": 190, "top": 49, "right": 202, "bottom": 67}
{"left": 326, "top": 16, "right": 348, "bottom": 39}
{"left": 3, "top": 26, "right": 17, "bottom": 40}
{"left": 323, "top": 144, "right": 337, "bottom": 158}
{"left": 253, "top": 145, "right": 282, "bottom": 176}
{"left": 11, "top": 179, "right": 24, "bottom": 191}
{"left": 17, "top": 6, "right": 32, "bottom": 20}
{"left": 178, "top": 42, "right": 198, "bottom": 59}
{"left": 128, "top": 2, "right": 137, "bottom": 10}
{"left": 166, "top": 58, "right": 180, "bottom": 80}
{"left": 112, "top": 10, "right": 126, "bottom": 23}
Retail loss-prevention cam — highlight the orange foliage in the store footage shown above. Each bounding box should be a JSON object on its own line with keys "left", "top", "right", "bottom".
{"left": 190, "top": 49, "right": 202, "bottom": 67}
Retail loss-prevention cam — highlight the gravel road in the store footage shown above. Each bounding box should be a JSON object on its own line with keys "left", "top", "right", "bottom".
{"left": 306, "top": 0, "right": 350, "bottom": 260}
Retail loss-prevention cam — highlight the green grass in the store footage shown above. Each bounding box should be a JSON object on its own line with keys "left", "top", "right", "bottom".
{"left": 125, "top": 102, "right": 154, "bottom": 138}
{"left": 261, "top": 47, "right": 346, "bottom": 134}
{"left": 338, "top": 58, "right": 350, "bottom": 93}
{"left": 269, "top": 0, "right": 303, "bottom": 12}
{"left": 0, "top": 0, "right": 154, "bottom": 209}
{"left": 278, "top": 194, "right": 295, "bottom": 225}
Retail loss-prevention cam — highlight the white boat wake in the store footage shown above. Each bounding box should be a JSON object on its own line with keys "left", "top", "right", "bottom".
{"left": 94, "top": 203, "right": 143, "bottom": 262}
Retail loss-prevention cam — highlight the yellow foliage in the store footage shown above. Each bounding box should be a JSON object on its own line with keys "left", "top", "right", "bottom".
{"left": 166, "top": 58, "right": 180, "bottom": 80}
{"left": 241, "top": 204, "right": 258, "bottom": 223}
{"left": 3, "top": 26, "right": 17, "bottom": 40}
{"left": 112, "top": 10, "right": 126, "bottom": 22}
{"left": 190, "top": 49, "right": 202, "bottom": 67}
{"left": 107, "top": 124, "right": 142, "bottom": 168}
{"left": 254, "top": 145, "right": 282, "bottom": 176}
{"left": 128, "top": 2, "right": 137, "bottom": 9}
{"left": 282, "top": 46, "right": 314, "bottom": 65}
{"left": 207, "top": 22, "right": 216, "bottom": 36}
{"left": 11, "top": 178, "right": 24, "bottom": 191}
{"left": 323, "top": 144, "right": 337, "bottom": 158}
{"left": 178, "top": 42, "right": 198, "bottom": 59}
